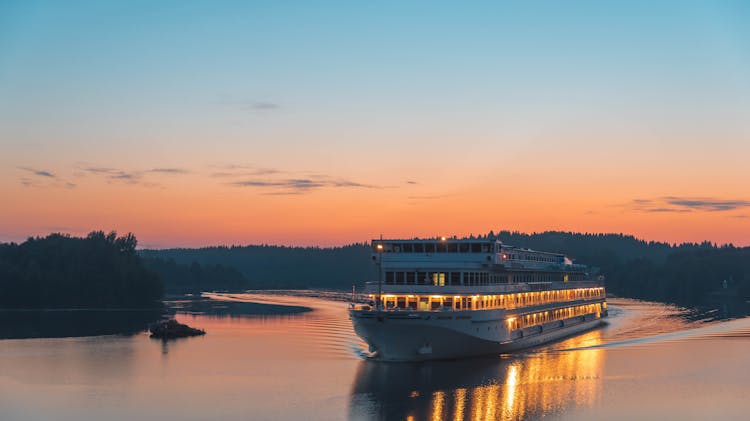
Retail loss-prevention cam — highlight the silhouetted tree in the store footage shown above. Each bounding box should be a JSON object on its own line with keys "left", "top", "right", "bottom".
{"left": 0, "top": 231, "right": 163, "bottom": 308}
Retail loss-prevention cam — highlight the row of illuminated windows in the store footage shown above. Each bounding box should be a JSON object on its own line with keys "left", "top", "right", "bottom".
{"left": 372, "top": 287, "right": 605, "bottom": 311}
{"left": 383, "top": 271, "right": 581, "bottom": 286}
{"left": 508, "top": 303, "right": 606, "bottom": 331}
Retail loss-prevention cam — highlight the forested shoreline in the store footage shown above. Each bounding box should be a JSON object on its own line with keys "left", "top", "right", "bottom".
{"left": 142, "top": 230, "right": 750, "bottom": 306}
{"left": 0, "top": 232, "right": 163, "bottom": 308}
{"left": 2, "top": 230, "right": 749, "bottom": 308}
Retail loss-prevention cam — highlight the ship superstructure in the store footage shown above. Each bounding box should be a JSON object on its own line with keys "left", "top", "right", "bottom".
{"left": 349, "top": 238, "right": 607, "bottom": 361}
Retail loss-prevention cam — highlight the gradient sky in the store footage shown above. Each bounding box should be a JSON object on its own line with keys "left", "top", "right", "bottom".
{"left": 2, "top": 1, "right": 749, "bottom": 247}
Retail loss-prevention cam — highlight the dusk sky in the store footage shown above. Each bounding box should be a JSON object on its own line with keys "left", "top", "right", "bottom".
{"left": 2, "top": 1, "right": 749, "bottom": 247}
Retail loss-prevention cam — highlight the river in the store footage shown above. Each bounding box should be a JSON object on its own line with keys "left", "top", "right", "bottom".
{"left": 1, "top": 294, "right": 749, "bottom": 420}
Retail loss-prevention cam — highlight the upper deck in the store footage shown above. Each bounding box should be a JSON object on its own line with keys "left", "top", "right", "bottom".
{"left": 371, "top": 238, "right": 588, "bottom": 273}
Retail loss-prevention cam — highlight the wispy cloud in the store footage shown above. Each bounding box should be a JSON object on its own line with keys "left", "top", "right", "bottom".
{"left": 230, "top": 175, "right": 381, "bottom": 194}
{"left": 80, "top": 166, "right": 189, "bottom": 186}
{"left": 664, "top": 197, "right": 750, "bottom": 212}
{"left": 147, "top": 168, "right": 190, "bottom": 174}
{"left": 248, "top": 102, "right": 280, "bottom": 110}
{"left": 83, "top": 167, "right": 142, "bottom": 184}
{"left": 19, "top": 167, "right": 56, "bottom": 178}
{"left": 18, "top": 167, "right": 75, "bottom": 189}
{"left": 209, "top": 164, "right": 280, "bottom": 178}
{"left": 217, "top": 98, "right": 281, "bottom": 111}
{"left": 630, "top": 197, "right": 750, "bottom": 213}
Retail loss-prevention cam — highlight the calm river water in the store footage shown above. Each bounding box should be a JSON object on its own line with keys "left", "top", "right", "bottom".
{"left": 2, "top": 294, "right": 750, "bottom": 420}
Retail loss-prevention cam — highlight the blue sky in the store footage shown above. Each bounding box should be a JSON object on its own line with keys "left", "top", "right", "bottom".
{"left": 2, "top": 1, "right": 749, "bottom": 246}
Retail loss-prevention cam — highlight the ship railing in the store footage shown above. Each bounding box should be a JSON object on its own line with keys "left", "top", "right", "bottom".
{"left": 360, "top": 280, "right": 603, "bottom": 295}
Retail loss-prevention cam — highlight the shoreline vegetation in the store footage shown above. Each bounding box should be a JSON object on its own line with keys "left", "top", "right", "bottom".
{"left": 141, "top": 230, "right": 750, "bottom": 308}
{"left": 0, "top": 231, "right": 162, "bottom": 309}
{"left": 2, "top": 230, "right": 750, "bottom": 313}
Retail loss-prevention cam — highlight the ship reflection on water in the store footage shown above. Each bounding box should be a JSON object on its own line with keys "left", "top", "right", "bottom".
{"left": 349, "top": 330, "right": 605, "bottom": 420}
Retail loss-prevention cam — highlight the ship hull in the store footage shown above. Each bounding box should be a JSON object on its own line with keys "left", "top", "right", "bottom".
{"left": 351, "top": 310, "right": 605, "bottom": 361}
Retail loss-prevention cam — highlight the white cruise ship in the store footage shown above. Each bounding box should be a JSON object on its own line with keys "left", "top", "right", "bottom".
{"left": 350, "top": 237, "right": 607, "bottom": 361}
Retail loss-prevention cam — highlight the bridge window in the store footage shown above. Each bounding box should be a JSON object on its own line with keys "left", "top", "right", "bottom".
{"left": 459, "top": 243, "right": 469, "bottom": 253}
{"left": 436, "top": 242, "right": 447, "bottom": 253}
{"left": 403, "top": 243, "right": 413, "bottom": 253}
{"left": 471, "top": 243, "right": 481, "bottom": 253}
{"left": 395, "top": 272, "right": 404, "bottom": 284}
{"left": 447, "top": 243, "right": 457, "bottom": 252}
{"left": 406, "top": 272, "right": 415, "bottom": 284}
{"left": 385, "top": 272, "right": 394, "bottom": 284}
{"left": 432, "top": 272, "right": 446, "bottom": 286}
{"left": 424, "top": 243, "right": 435, "bottom": 253}
{"left": 450, "top": 272, "right": 460, "bottom": 285}
{"left": 414, "top": 243, "right": 424, "bottom": 253}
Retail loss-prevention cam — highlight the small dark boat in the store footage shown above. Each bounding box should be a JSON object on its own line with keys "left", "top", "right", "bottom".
{"left": 149, "top": 319, "right": 205, "bottom": 339}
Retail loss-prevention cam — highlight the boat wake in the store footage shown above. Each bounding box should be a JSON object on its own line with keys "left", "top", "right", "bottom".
{"left": 546, "top": 298, "right": 750, "bottom": 353}
{"left": 199, "top": 292, "right": 750, "bottom": 360}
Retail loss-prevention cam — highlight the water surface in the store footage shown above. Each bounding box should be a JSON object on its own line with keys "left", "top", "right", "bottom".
{"left": 1, "top": 294, "right": 749, "bottom": 420}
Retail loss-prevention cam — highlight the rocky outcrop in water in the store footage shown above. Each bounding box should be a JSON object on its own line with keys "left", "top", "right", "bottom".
{"left": 149, "top": 319, "right": 205, "bottom": 339}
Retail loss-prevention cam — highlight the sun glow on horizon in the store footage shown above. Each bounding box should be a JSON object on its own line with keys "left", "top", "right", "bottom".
{"left": 1, "top": 1, "right": 749, "bottom": 247}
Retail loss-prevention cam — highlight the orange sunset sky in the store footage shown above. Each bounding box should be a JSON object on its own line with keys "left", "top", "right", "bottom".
{"left": 2, "top": 2, "right": 749, "bottom": 247}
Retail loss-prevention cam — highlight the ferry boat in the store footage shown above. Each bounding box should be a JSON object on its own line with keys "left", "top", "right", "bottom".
{"left": 349, "top": 237, "right": 607, "bottom": 361}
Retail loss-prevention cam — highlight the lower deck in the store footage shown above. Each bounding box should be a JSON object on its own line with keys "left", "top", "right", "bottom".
{"left": 350, "top": 299, "right": 607, "bottom": 361}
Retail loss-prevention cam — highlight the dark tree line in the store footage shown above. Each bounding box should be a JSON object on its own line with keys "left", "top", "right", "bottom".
{"left": 3, "top": 230, "right": 747, "bottom": 308}
{"left": 489, "top": 230, "right": 747, "bottom": 305}
{"left": 142, "top": 231, "right": 750, "bottom": 306}
{"left": 0, "top": 231, "right": 163, "bottom": 308}
{"left": 142, "top": 257, "right": 250, "bottom": 293}
{"left": 605, "top": 246, "right": 750, "bottom": 303}
{"left": 139, "top": 244, "right": 374, "bottom": 290}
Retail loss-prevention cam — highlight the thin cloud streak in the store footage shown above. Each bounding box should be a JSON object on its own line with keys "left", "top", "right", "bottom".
{"left": 18, "top": 167, "right": 75, "bottom": 189}
{"left": 664, "top": 197, "right": 750, "bottom": 212}
{"left": 630, "top": 197, "right": 750, "bottom": 213}
{"left": 80, "top": 166, "right": 189, "bottom": 185}
{"left": 209, "top": 164, "right": 281, "bottom": 178}
{"left": 147, "top": 168, "right": 190, "bottom": 174}
{"left": 83, "top": 167, "right": 142, "bottom": 184}
{"left": 230, "top": 176, "right": 382, "bottom": 194}
{"left": 217, "top": 98, "right": 281, "bottom": 111}
{"left": 20, "top": 167, "right": 56, "bottom": 178}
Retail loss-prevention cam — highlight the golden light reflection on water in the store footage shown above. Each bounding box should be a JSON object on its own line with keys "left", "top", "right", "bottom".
{"left": 350, "top": 329, "right": 605, "bottom": 420}
{"left": 431, "top": 390, "right": 445, "bottom": 421}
